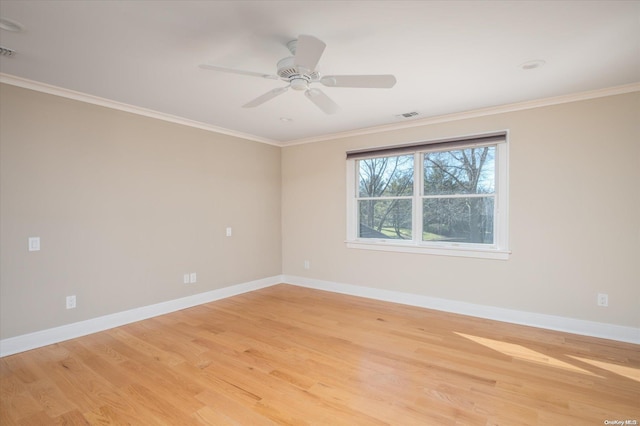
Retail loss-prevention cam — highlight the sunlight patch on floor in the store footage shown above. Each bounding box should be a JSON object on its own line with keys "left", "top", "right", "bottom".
{"left": 455, "top": 333, "right": 600, "bottom": 377}
{"left": 566, "top": 355, "right": 640, "bottom": 382}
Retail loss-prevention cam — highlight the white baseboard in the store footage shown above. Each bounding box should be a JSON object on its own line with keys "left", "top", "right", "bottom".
{"left": 282, "top": 275, "right": 640, "bottom": 345}
{"left": 0, "top": 275, "right": 283, "bottom": 357}
{"left": 2, "top": 274, "right": 637, "bottom": 357}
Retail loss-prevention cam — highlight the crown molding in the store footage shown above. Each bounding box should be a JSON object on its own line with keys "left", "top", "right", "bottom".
{"left": 0, "top": 73, "right": 280, "bottom": 146}
{"left": 2, "top": 73, "right": 637, "bottom": 148}
{"left": 284, "top": 82, "right": 640, "bottom": 146}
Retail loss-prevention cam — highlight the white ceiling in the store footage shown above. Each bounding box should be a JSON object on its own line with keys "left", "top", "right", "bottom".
{"left": 0, "top": 1, "right": 638, "bottom": 145}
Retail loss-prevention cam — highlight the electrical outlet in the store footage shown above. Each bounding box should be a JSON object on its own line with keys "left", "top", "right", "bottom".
{"left": 597, "top": 293, "right": 608, "bottom": 307}
{"left": 304, "top": 260, "right": 310, "bottom": 270}
{"left": 226, "top": 227, "right": 232, "bottom": 237}
{"left": 28, "top": 237, "right": 40, "bottom": 251}
{"left": 183, "top": 274, "right": 190, "bottom": 284}
{"left": 66, "top": 295, "right": 76, "bottom": 309}
{"left": 190, "top": 272, "right": 197, "bottom": 284}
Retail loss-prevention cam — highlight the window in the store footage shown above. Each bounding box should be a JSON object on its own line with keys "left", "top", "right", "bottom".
{"left": 358, "top": 154, "right": 414, "bottom": 240}
{"left": 346, "top": 132, "right": 509, "bottom": 259}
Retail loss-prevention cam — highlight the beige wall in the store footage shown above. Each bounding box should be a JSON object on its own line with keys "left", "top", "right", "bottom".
{"left": 1, "top": 83, "right": 638, "bottom": 341}
{"left": 0, "top": 84, "right": 282, "bottom": 339}
{"left": 282, "top": 92, "right": 640, "bottom": 328}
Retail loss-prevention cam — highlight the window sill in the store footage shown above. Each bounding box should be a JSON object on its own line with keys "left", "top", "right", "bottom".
{"left": 345, "top": 240, "right": 511, "bottom": 260}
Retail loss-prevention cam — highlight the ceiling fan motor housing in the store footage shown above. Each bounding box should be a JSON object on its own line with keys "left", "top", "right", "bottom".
{"left": 199, "top": 34, "right": 395, "bottom": 114}
{"left": 277, "top": 56, "right": 319, "bottom": 89}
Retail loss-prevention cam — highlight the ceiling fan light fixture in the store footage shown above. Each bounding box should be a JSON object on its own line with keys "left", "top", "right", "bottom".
{"left": 290, "top": 77, "right": 309, "bottom": 91}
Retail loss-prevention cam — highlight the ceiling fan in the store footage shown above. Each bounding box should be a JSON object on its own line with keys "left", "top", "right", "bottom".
{"left": 199, "top": 35, "right": 397, "bottom": 114}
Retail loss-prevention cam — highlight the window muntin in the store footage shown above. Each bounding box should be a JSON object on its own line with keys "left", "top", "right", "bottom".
{"left": 347, "top": 134, "right": 509, "bottom": 259}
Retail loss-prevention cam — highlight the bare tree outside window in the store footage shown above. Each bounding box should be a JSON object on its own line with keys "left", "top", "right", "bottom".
{"left": 355, "top": 146, "right": 496, "bottom": 244}
{"left": 423, "top": 147, "right": 495, "bottom": 244}
{"left": 357, "top": 155, "right": 413, "bottom": 239}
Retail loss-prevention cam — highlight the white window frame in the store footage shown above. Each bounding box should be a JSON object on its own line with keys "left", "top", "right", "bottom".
{"left": 346, "top": 132, "right": 510, "bottom": 260}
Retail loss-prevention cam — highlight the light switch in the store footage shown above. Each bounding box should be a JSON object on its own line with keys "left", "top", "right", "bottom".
{"left": 28, "top": 237, "right": 40, "bottom": 251}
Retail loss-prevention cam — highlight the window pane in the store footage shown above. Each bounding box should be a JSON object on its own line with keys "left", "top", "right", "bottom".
{"left": 358, "top": 155, "right": 413, "bottom": 197}
{"left": 424, "top": 147, "right": 495, "bottom": 195}
{"left": 423, "top": 197, "right": 494, "bottom": 244}
{"left": 358, "top": 199, "right": 412, "bottom": 239}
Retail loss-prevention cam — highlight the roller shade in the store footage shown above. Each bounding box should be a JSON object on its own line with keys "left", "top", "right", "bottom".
{"left": 346, "top": 132, "right": 506, "bottom": 160}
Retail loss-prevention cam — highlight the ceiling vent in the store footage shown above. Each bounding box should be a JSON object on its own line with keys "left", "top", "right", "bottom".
{"left": 0, "top": 46, "right": 15, "bottom": 57}
{"left": 396, "top": 111, "right": 419, "bottom": 119}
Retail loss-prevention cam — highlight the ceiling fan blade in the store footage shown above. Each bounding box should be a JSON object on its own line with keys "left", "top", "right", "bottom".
{"left": 305, "top": 88, "right": 339, "bottom": 114}
{"left": 199, "top": 64, "right": 279, "bottom": 80}
{"left": 320, "top": 74, "right": 397, "bottom": 88}
{"left": 242, "top": 86, "right": 289, "bottom": 108}
{"left": 294, "top": 35, "right": 326, "bottom": 72}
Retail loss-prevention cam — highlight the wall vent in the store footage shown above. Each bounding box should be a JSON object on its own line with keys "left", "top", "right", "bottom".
{"left": 396, "top": 111, "right": 419, "bottom": 119}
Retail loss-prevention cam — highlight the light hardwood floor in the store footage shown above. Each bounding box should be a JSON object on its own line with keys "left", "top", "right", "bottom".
{"left": 1, "top": 284, "right": 639, "bottom": 425}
